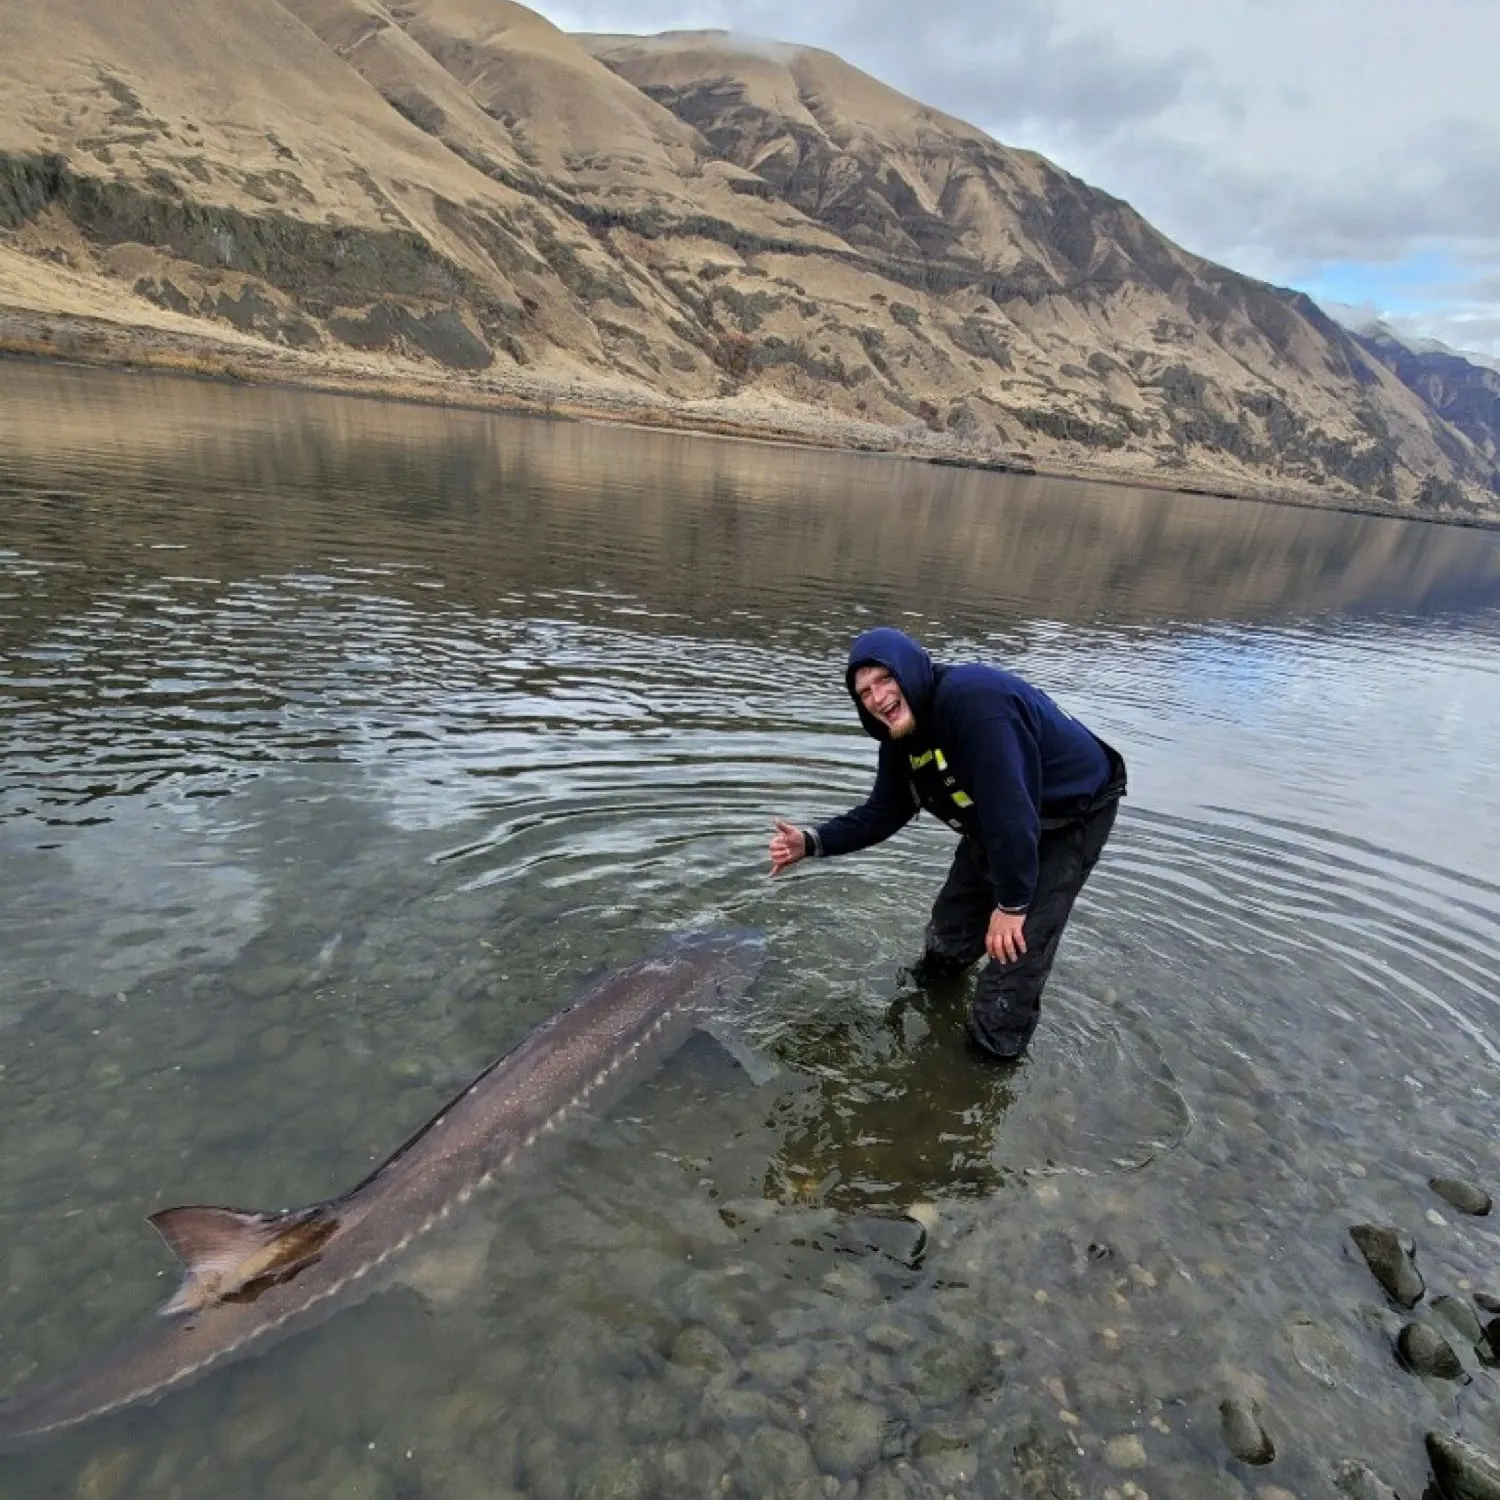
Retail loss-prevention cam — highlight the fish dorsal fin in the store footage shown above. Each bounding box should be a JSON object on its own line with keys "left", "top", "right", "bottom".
{"left": 147, "top": 1205, "right": 333, "bottom": 1317}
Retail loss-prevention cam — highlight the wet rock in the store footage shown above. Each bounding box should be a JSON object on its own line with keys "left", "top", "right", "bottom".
{"left": 905, "top": 1340, "right": 994, "bottom": 1406}
{"left": 866, "top": 1321, "right": 918, "bottom": 1354}
{"left": 859, "top": 1472, "right": 909, "bottom": 1500}
{"left": 1333, "top": 1458, "right": 1402, "bottom": 1500}
{"left": 1219, "top": 1395, "right": 1275, "bottom": 1465}
{"left": 669, "top": 1323, "right": 733, "bottom": 1374}
{"left": 1475, "top": 1292, "right": 1500, "bottom": 1316}
{"left": 1349, "top": 1225, "right": 1425, "bottom": 1307}
{"left": 576, "top": 1454, "right": 652, "bottom": 1500}
{"left": 913, "top": 1425, "right": 975, "bottom": 1488}
{"left": 702, "top": 1384, "right": 775, "bottom": 1426}
{"left": 1430, "top": 1177, "right": 1492, "bottom": 1216}
{"left": 1481, "top": 1318, "right": 1500, "bottom": 1367}
{"left": 744, "top": 1343, "right": 810, "bottom": 1386}
{"left": 1104, "top": 1433, "right": 1148, "bottom": 1469}
{"left": 739, "top": 1427, "right": 819, "bottom": 1497}
{"left": 623, "top": 1384, "right": 681, "bottom": 1441}
{"left": 1397, "top": 1321, "right": 1464, "bottom": 1378}
{"left": 809, "top": 1399, "right": 890, "bottom": 1475}
{"left": 656, "top": 1438, "right": 723, "bottom": 1495}
{"left": 1433, "top": 1295, "right": 1487, "bottom": 1345}
{"left": 1287, "top": 1311, "right": 1355, "bottom": 1389}
{"left": 1426, "top": 1431, "right": 1500, "bottom": 1500}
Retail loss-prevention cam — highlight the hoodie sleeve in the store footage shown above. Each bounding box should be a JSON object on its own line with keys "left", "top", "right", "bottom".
{"left": 809, "top": 743, "right": 916, "bottom": 857}
{"left": 953, "top": 702, "right": 1043, "bottom": 911}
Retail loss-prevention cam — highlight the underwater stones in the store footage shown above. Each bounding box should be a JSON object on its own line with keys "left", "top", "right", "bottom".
{"left": 808, "top": 1398, "right": 891, "bottom": 1475}
{"left": 1430, "top": 1177, "right": 1492, "bottom": 1216}
{"left": 668, "top": 1323, "right": 733, "bottom": 1375}
{"left": 1433, "top": 1294, "right": 1487, "bottom": 1346}
{"left": 1426, "top": 1431, "right": 1500, "bottom": 1500}
{"left": 1396, "top": 1321, "right": 1464, "bottom": 1379}
{"left": 738, "top": 1426, "right": 819, "bottom": 1497}
{"left": 905, "top": 1340, "right": 994, "bottom": 1406}
{"left": 1349, "top": 1225, "right": 1425, "bottom": 1308}
{"left": 1218, "top": 1395, "right": 1275, "bottom": 1465}
{"left": 1332, "top": 1458, "right": 1402, "bottom": 1500}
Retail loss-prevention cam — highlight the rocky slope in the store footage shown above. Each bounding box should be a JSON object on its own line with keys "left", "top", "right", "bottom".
{"left": 1348, "top": 326, "right": 1500, "bottom": 486}
{"left": 0, "top": 1, "right": 1495, "bottom": 516}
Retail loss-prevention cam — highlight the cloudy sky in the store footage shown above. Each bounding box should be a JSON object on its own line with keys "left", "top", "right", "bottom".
{"left": 535, "top": 0, "right": 1500, "bottom": 359}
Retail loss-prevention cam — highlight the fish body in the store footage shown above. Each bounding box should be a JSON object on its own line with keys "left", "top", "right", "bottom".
{"left": 0, "top": 930, "right": 764, "bottom": 1448}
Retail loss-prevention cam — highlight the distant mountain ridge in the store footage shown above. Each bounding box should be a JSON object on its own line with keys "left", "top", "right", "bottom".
{"left": 0, "top": 1, "right": 1495, "bottom": 516}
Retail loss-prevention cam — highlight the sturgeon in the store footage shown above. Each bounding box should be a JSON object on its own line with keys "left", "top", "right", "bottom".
{"left": 0, "top": 930, "right": 764, "bottom": 1449}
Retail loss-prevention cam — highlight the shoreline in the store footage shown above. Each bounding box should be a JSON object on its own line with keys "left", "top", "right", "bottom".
{"left": 4, "top": 304, "right": 1497, "bottom": 535}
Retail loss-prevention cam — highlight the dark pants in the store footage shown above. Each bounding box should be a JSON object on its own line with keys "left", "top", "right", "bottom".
{"left": 914, "top": 797, "right": 1120, "bottom": 1061}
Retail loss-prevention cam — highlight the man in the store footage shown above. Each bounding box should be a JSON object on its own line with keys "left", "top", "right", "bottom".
{"left": 768, "top": 626, "right": 1126, "bottom": 1062}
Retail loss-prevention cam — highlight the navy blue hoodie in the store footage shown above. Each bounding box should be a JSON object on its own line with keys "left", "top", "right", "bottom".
{"left": 809, "top": 627, "right": 1124, "bottom": 910}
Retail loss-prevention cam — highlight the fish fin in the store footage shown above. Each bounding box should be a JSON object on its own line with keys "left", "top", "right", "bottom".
{"left": 696, "top": 1014, "right": 781, "bottom": 1086}
{"left": 146, "top": 1205, "right": 333, "bottom": 1317}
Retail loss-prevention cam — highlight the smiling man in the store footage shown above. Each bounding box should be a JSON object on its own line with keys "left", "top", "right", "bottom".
{"left": 769, "top": 626, "right": 1127, "bottom": 1061}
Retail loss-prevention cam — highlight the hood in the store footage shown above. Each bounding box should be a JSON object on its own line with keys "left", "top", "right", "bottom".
{"left": 844, "top": 627, "right": 936, "bottom": 740}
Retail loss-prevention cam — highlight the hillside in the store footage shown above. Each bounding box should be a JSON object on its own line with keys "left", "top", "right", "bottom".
{"left": 0, "top": 2, "right": 1495, "bottom": 518}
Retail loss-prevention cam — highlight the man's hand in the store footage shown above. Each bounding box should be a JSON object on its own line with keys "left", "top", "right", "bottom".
{"left": 987, "top": 908, "right": 1028, "bottom": 964}
{"left": 769, "top": 818, "right": 808, "bottom": 876}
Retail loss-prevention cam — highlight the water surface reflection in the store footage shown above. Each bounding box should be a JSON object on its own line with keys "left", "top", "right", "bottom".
{"left": 1, "top": 365, "right": 1498, "bottom": 1500}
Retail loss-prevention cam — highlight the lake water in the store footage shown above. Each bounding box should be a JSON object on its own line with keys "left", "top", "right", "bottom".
{"left": 1, "top": 362, "right": 1499, "bottom": 1500}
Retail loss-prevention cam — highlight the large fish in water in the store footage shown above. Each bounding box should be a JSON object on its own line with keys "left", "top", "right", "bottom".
{"left": 0, "top": 930, "right": 765, "bottom": 1449}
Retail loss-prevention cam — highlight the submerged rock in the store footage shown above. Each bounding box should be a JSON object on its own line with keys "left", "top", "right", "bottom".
{"left": 1349, "top": 1225, "right": 1425, "bottom": 1308}
{"left": 1433, "top": 1295, "right": 1487, "bottom": 1345}
{"left": 1481, "top": 1318, "right": 1500, "bottom": 1367}
{"left": 1396, "top": 1322, "right": 1464, "bottom": 1379}
{"left": 1430, "top": 1177, "right": 1492, "bottom": 1216}
{"left": 1219, "top": 1395, "right": 1275, "bottom": 1465}
{"left": 1426, "top": 1431, "right": 1500, "bottom": 1500}
{"left": 1333, "top": 1458, "right": 1402, "bottom": 1500}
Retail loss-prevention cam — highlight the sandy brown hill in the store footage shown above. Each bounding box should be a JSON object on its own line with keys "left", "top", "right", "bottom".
{"left": 0, "top": 4, "right": 1494, "bottom": 516}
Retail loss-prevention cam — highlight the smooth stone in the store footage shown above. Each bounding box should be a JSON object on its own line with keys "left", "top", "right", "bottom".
{"left": 1333, "top": 1458, "right": 1402, "bottom": 1499}
{"left": 1426, "top": 1431, "right": 1500, "bottom": 1500}
{"left": 576, "top": 1454, "right": 652, "bottom": 1500}
{"left": 743, "top": 1344, "right": 810, "bottom": 1386}
{"left": 669, "top": 1324, "right": 733, "bottom": 1374}
{"left": 1220, "top": 1396, "right": 1276, "bottom": 1465}
{"left": 258, "top": 1024, "right": 292, "bottom": 1059}
{"left": 859, "top": 1472, "right": 910, "bottom": 1500}
{"left": 1481, "top": 1318, "right": 1500, "bottom": 1367}
{"left": 905, "top": 1341, "right": 993, "bottom": 1406}
{"left": 623, "top": 1385, "right": 683, "bottom": 1441}
{"left": 1105, "top": 1433, "right": 1148, "bottom": 1469}
{"left": 739, "top": 1427, "right": 819, "bottom": 1497}
{"left": 1433, "top": 1295, "right": 1487, "bottom": 1345}
{"left": 1475, "top": 1293, "right": 1500, "bottom": 1315}
{"left": 1430, "top": 1177, "right": 1492, "bottom": 1216}
{"left": 1397, "top": 1322, "right": 1464, "bottom": 1379}
{"left": 809, "top": 1399, "right": 890, "bottom": 1475}
{"left": 1349, "top": 1225, "right": 1425, "bottom": 1308}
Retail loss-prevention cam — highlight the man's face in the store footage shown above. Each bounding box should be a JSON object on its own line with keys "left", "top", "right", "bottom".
{"left": 853, "top": 664, "right": 915, "bottom": 738}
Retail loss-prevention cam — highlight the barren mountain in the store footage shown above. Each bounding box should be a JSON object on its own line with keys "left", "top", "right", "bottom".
{"left": 0, "top": 2, "right": 1494, "bottom": 516}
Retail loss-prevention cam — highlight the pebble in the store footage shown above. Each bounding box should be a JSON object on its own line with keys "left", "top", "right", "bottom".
{"left": 1105, "top": 1434, "right": 1148, "bottom": 1469}
{"left": 1333, "top": 1458, "right": 1402, "bottom": 1499}
{"left": 1220, "top": 1396, "right": 1276, "bottom": 1465}
{"left": 1430, "top": 1177, "right": 1492, "bottom": 1216}
{"left": 1348, "top": 1224, "right": 1425, "bottom": 1308}
{"left": 1426, "top": 1431, "right": 1500, "bottom": 1500}
{"left": 1396, "top": 1322, "right": 1463, "bottom": 1379}
{"left": 1432, "top": 1294, "right": 1486, "bottom": 1345}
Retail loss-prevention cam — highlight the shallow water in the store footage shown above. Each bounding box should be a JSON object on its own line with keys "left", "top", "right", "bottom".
{"left": 1, "top": 363, "right": 1499, "bottom": 1499}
